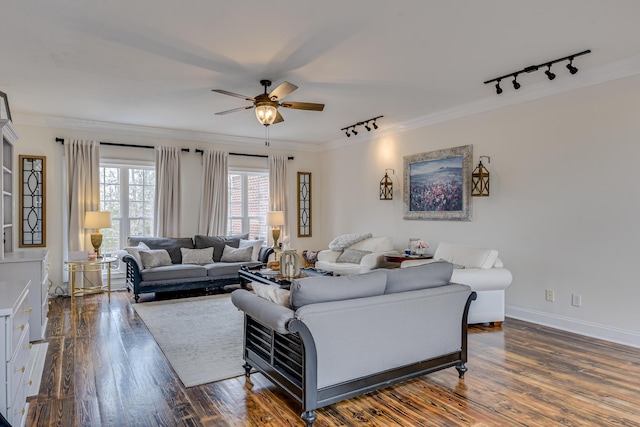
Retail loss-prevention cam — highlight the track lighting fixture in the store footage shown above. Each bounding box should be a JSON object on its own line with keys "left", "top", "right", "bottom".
{"left": 340, "top": 115, "right": 383, "bottom": 138}
{"left": 545, "top": 64, "right": 556, "bottom": 80}
{"left": 512, "top": 75, "right": 521, "bottom": 90}
{"left": 484, "top": 49, "right": 590, "bottom": 94}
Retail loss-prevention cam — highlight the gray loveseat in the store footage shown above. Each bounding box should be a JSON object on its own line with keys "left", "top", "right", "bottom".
{"left": 231, "top": 261, "right": 476, "bottom": 426}
{"left": 123, "top": 234, "right": 273, "bottom": 302}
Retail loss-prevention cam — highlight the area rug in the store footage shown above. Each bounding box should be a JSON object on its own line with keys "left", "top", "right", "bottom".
{"left": 133, "top": 294, "right": 245, "bottom": 387}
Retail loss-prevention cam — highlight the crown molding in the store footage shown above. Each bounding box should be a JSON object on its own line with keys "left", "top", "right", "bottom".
{"left": 324, "top": 53, "right": 640, "bottom": 150}
{"left": 14, "top": 113, "right": 324, "bottom": 153}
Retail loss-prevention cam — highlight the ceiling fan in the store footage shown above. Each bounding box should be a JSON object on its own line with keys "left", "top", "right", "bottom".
{"left": 212, "top": 79, "right": 325, "bottom": 126}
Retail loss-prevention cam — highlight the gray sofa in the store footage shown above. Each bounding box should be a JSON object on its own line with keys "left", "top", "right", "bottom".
{"left": 231, "top": 261, "right": 476, "bottom": 426}
{"left": 123, "top": 234, "right": 273, "bottom": 302}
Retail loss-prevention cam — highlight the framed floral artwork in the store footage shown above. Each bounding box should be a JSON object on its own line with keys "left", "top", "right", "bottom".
{"left": 403, "top": 145, "right": 472, "bottom": 221}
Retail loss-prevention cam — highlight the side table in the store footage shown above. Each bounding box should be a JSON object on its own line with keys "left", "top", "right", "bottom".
{"left": 64, "top": 257, "right": 116, "bottom": 302}
{"left": 384, "top": 253, "right": 433, "bottom": 265}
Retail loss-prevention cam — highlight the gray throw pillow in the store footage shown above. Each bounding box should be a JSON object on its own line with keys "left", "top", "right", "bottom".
{"left": 139, "top": 249, "right": 173, "bottom": 269}
{"left": 124, "top": 242, "right": 150, "bottom": 269}
{"left": 336, "top": 248, "right": 371, "bottom": 264}
{"left": 384, "top": 261, "right": 454, "bottom": 294}
{"left": 180, "top": 247, "right": 214, "bottom": 265}
{"left": 220, "top": 245, "right": 253, "bottom": 262}
{"left": 195, "top": 233, "right": 249, "bottom": 262}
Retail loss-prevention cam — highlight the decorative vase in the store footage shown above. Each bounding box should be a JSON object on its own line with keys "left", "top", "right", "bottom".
{"left": 280, "top": 250, "right": 301, "bottom": 278}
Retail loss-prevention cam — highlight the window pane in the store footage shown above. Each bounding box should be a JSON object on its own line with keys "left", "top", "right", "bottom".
{"left": 227, "top": 171, "right": 269, "bottom": 240}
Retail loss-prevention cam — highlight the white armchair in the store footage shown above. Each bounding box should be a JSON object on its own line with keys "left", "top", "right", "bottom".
{"left": 402, "top": 242, "right": 513, "bottom": 325}
{"left": 315, "top": 236, "right": 396, "bottom": 275}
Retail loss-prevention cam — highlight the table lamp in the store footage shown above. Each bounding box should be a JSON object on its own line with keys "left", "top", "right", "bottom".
{"left": 267, "top": 210, "right": 284, "bottom": 249}
{"left": 85, "top": 211, "right": 112, "bottom": 258}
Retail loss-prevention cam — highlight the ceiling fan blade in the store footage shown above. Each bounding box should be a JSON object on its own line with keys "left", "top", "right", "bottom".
{"left": 280, "top": 101, "right": 325, "bottom": 111}
{"left": 211, "top": 89, "right": 255, "bottom": 101}
{"left": 215, "top": 105, "right": 254, "bottom": 115}
{"left": 273, "top": 110, "right": 284, "bottom": 124}
{"left": 269, "top": 81, "right": 298, "bottom": 101}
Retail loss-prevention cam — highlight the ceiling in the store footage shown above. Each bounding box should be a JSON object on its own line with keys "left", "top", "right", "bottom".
{"left": 3, "top": 1, "right": 640, "bottom": 148}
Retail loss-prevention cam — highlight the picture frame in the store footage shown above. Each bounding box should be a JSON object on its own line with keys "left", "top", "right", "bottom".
{"left": 0, "top": 91, "right": 11, "bottom": 121}
{"left": 403, "top": 145, "right": 472, "bottom": 221}
{"left": 297, "top": 171, "right": 312, "bottom": 237}
{"left": 19, "top": 155, "right": 46, "bottom": 247}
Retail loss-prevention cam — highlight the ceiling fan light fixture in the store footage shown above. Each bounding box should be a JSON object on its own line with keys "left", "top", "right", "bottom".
{"left": 255, "top": 103, "right": 278, "bottom": 126}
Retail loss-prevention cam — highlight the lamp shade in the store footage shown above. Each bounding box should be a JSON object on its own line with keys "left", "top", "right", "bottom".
{"left": 84, "top": 211, "right": 112, "bottom": 229}
{"left": 255, "top": 104, "right": 278, "bottom": 126}
{"left": 267, "top": 211, "right": 284, "bottom": 226}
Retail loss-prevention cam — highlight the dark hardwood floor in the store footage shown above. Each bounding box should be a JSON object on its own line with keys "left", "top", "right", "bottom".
{"left": 26, "top": 290, "right": 640, "bottom": 426}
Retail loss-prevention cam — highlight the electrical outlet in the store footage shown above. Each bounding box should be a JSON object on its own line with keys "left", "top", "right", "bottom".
{"left": 545, "top": 289, "right": 554, "bottom": 302}
{"left": 572, "top": 293, "right": 582, "bottom": 307}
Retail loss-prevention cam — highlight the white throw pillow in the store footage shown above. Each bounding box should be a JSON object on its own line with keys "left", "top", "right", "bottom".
{"left": 124, "top": 242, "right": 150, "bottom": 269}
{"left": 180, "top": 247, "right": 214, "bottom": 265}
{"left": 239, "top": 239, "right": 264, "bottom": 261}
{"left": 251, "top": 281, "right": 290, "bottom": 308}
{"left": 220, "top": 245, "right": 253, "bottom": 262}
{"left": 139, "top": 249, "right": 173, "bottom": 269}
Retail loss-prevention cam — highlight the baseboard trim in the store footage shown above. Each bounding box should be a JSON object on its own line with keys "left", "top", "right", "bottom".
{"left": 506, "top": 305, "right": 640, "bottom": 349}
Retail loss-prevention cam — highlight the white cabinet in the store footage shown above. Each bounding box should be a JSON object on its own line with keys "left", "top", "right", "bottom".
{"left": 0, "top": 250, "right": 50, "bottom": 341}
{"left": 1, "top": 119, "right": 18, "bottom": 258}
{"left": 0, "top": 280, "right": 32, "bottom": 427}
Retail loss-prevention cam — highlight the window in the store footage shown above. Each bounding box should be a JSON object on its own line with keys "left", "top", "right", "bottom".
{"left": 99, "top": 163, "right": 155, "bottom": 253}
{"left": 227, "top": 170, "right": 269, "bottom": 240}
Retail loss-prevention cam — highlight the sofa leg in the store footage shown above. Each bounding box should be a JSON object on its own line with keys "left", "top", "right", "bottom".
{"left": 491, "top": 321, "right": 503, "bottom": 327}
{"left": 455, "top": 363, "right": 468, "bottom": 379}
{"left": 301, "top": 411, "right": 317, "bottom": 427}
{"left": 243, "top": 362, "right": 252, "bottom": 377}
{"left": 134, "top": 294, "right": 140, "bottom": 303}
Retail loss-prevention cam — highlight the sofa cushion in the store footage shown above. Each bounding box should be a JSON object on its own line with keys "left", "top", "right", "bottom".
{"left": 139, "top": 249, "right": 173, "bottom": 269}
{"left": 124, "top": 242, "right": 150, "bottom": 269}
{"left": 194, "top": 233, "right": 249, "bottom": 262}
{"left": 180, "top": 247, "right": 214, "bottom": 265}
{"left": 128, "top": 236, "right": 194, "bottom": 264}
{"left": 221, "top": 245, "right": 253, "bottom": 262}
{"left": 384, "top": 261, "right": 454, "bottom": 294}
{"left": 434, "top": 242, "right": 499, "bottom": 269}
{"left": 289, "top": 270, "right": 387, "bottom": 310}
{"left": 336, "top": 248, "right": 371, "bottom": 264}
{"left": 205, "top": 261, "right": 261, "bottom": 279}
{"left": 140, "top": 263, "right": 208, "bottom": 281}
{"left": 240, "top": 239, "right": 264, "bottom": 261}
{"left": 251, "top": 281, "right": 291, "bottom": 308}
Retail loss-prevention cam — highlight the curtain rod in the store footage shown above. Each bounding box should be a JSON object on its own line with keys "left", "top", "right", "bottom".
{"left": 55, "top": 138, "right": 293, "bottom": 159}
{"left": 194, "top": 149, "right": 294, "bottom": 160}
{"left": 55, "top": 138, "right": 189, "bottom": 152}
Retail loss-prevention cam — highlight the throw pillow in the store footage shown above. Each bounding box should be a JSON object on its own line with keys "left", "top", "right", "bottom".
{"left": 194, "top": 233, "right": 249, "bottom": 262}
{"left": 124, "top": 242, "right": 151, "bottom": 269}
{"left": 139, "top": 249, "right": 173, "bottom": 269}
{"left": 180, "top": 247, "right": 214, "bottom": 265}
{"left": 239, "top": 239, "right": 264, "bottom": 261}
{"left": 220, "top": 245, "right": 253, "bottom": 262}
{"left": 251, "top": 281, "right": 291, "bottom": 308}
{"left": 328, "top": 232, "right": 373, "bottom": 251}
{"left": 336, "top": 248, "right": 371, "bottom": 264}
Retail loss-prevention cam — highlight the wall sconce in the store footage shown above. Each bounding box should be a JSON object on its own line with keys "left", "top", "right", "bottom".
{"left": 484, "top": 49, "right": 590, "bottom": 94}
{"left": 380, "top": 169, "right": 394, "bottom": 200}
{"left": 472, "top": 156, "right": 490, "bottom": 197}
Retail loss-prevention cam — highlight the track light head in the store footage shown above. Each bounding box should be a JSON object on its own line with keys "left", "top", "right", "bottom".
{"left": 495, "top": 80, "right": 503, "bottom": 94}
{"left": 512, "top": 75, "right": 521, "bottom": 90}
{"left": 345, "top": 129, "right": 350, "bottom": 137}
{"left": 352, "top": 128, "right": 358, "bottom": 136}
{"left": 365, "top": 122, "right": 371, "bottom": 131}
{"left": 566, "top": 58, "right": 578, "bottom": 74}
{"left": 545, "top": 65, "right": 556, "bottom": 80}
{"left": 372, "top": 121, "right": 378, "bottom": 130}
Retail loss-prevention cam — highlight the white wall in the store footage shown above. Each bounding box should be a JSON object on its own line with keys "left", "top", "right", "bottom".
{"left": 321, "top": 74, "right": 640, "bottom": 347}
{"left": 10, "top": 125, "right": 325, "bottom": 289}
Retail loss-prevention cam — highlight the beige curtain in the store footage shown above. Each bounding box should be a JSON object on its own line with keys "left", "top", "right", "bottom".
{"left": 269, "top": 155, "right": 289, "bottom": 238}
{"left": 154, "top": 146, "right": 181, "bottom": 237}
{"left": 65, "top": 139, "right": 100, "bottom": 252}
{"left": 198, "top": 150, "right": 228, "bottom": 236}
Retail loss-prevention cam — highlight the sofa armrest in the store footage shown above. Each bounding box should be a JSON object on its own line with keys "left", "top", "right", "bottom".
{"left": 231, "top": 289, "right": 295, "bottom": 334}
{"left": 317, "top": 249, "right": 340, "bottom": 263}
{"left": 258, "top": 246, "right": 274, "bottom": 263}
{"left": 359, "top": 251, "right": 395, "bottom": 270}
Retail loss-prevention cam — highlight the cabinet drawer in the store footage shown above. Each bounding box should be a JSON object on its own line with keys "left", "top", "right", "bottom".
{"left": 8, "top": 366, "right": 29, "bottom": 427}
{"left": 8, "top": 291, "right": 30, "bottom": 360}
{"left": 8, "top": 324, "right": 31, "bottom": 404}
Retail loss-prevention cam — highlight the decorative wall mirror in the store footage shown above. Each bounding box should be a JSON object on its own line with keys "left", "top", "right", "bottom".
{"left": 297, "top": 172, "right": 312, "bottom": 237}
{"left": 19, "top": 155, "right": 46, "bottom": 247}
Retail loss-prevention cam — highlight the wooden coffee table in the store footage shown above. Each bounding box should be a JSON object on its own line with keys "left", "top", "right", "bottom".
{"left": 238, "top": 266, "right": 332, "bottom": 290}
